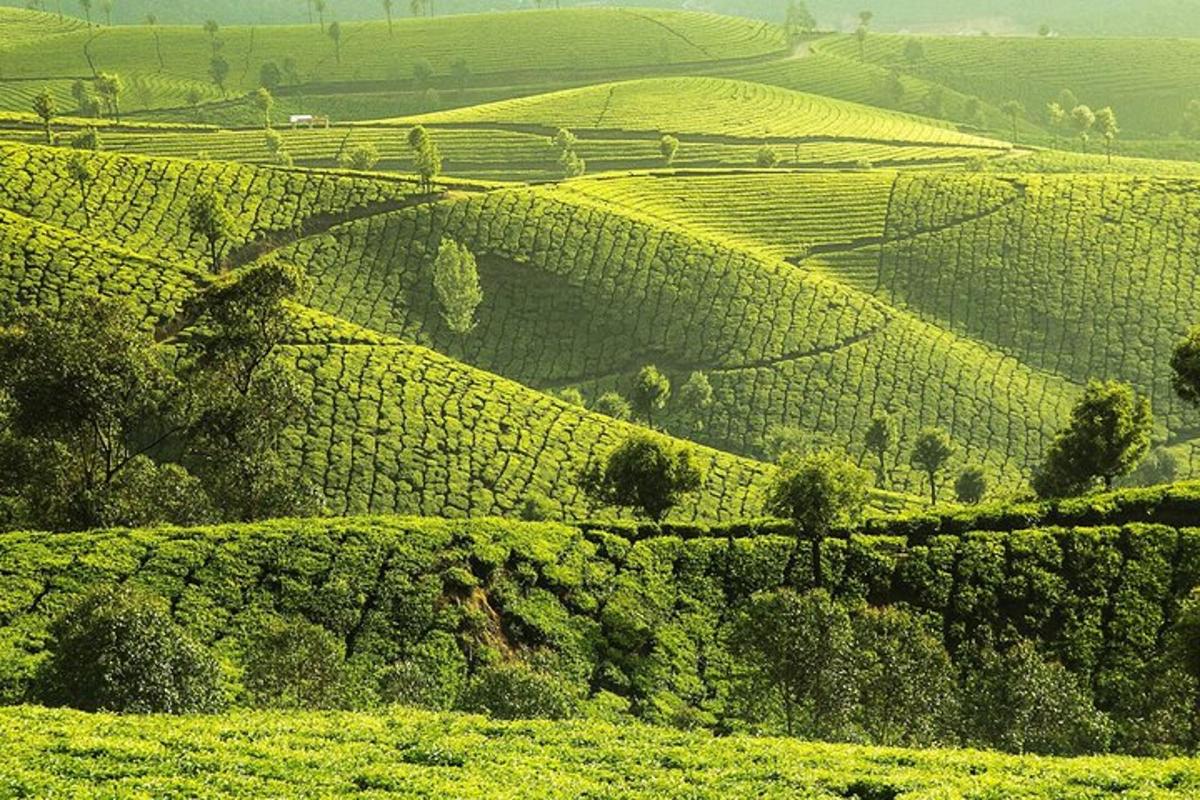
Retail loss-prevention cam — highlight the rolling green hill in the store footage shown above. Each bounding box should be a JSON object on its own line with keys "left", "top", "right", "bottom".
{"left": 0, "top": 142, "right": 774, "bottom": 521}
{"left": 3, "top": 705, "right": 1195, "bottom": 798}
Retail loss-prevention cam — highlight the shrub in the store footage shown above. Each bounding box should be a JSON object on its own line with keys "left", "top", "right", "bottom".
{"left": 242, "top": 618, "right": 346, "bottom": 709}
{"left": 730, "top": 589, "right": 857, "bottom": 738}
{"left": 581, "top": 432, "right": 704, "bottom": 521}
{"left": 380, "top": 632, "right": 467, "bottom": 711}
{"left": 459, "top": 660, "right": 577, "bottom": 720}
{"left": 853, "top": 606, "right": 958, "bottom": 746}
{"left": 36, "top": 585, "right": 223, "bottom": 713}
{"left": 960, "top": 640, "right": 1113, "bottom": 755}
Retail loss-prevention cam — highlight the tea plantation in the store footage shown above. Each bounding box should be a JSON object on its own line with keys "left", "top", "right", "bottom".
{"left": 2, "top": 706, "right": 1197, "bottom": 798}
{"left": 4, "top": 3, "right": 1200, "bottom": 792}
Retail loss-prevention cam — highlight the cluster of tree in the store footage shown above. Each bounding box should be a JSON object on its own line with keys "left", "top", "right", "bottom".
{"left": 1045, "top": 90, "right": 1120, "bottom": 160}
{"left": 553, "top": 128, "right": 586, "bottom": 179}
{"left": 0, "top": 262, "right": 320, "bottom": 533}
{"left": 41, "top": 576, "right": 1200, "bottom": 757}
{"left": 729, "top": 587, "right": 1177, "bottom": 754}
{"left": 782, "top": 0, "right": 816, "bottom": 43}
{"left": 35, "top": 583, "right": 577, "bottom": 720}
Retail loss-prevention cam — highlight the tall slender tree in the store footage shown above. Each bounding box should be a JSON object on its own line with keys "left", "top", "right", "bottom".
{"left": 383, "top": 0, "right": 394, "bottom": 34}
{"left": 32, "top": 90, "right": 56, "bottom": 145}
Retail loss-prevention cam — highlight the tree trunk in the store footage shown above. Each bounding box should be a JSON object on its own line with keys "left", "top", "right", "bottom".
{"left": 929, "top": 471, "right": 938, "bottom": 504}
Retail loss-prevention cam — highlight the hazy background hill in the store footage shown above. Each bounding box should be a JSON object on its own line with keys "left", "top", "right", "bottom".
{"left": 9, "top": 0, "right": 1200, "bottom": 35}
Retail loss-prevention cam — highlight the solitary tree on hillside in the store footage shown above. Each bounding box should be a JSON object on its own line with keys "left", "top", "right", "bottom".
{"left": 676, "top": 370, "right": 713, "bottom": 432}
{"left": 1045, "top": 101, "right": 1066, "bottom": 146}
{"left": 1033, "top": 380, "right": 1152, "bottom": 498}
{"left": 632, "top": 365, "right": 671, "bottom": 427}
{"left": 766, "top": 450, "right": 870, "bottom": 587}
{"left": 407, "top": 125, "right": 442, "bottom": 192}
{"left": 187, "top": 191, "right": 234, "bottom": 272}
{"left": 32, "top": 90, "right": 56, "bottom": 144}
{"left": 1071, "top": 104, "right": 1095, "bottom": 152}
{"left": 145, "top": 14, "right": 165, "bottom": 71}
{"left": 314, "top": 0, "right": 327, "bottom": 32}
{"left": 94, "top": 72, "right": 123, "bottom": 122}
{"left": 910, "top": 427, "right": 954, "bottom": 504}
{"left": 203, "top": 19, "right": 220, "bottom": 53}
{"left": 210, "top": 56, "right": 231, "bottom": 96}
{"left": 863, "top": 411, "right": 894, "bottom": 487}
{"left": 580, "top": 432, "right": 704, "bottom": 521}
{"left": 327, "top": 20, "right": 342, "bottom": 64}
{"left": 66, "top": 152, "right": 93, "bottom": 221}
{"left": 1171, "top": 325, "right": 1200, "bottom": 409}
{"left": 432, "top": 238, "right": 483, "bottom": 336}
{"left": 100, "top": 0, "right": 112, "bottom": 25}
{"left": 553, "top": 128, "right": 585, "bottom": 178}
{"left": 383, "top": 0, "right": 395, "bottom": 34}
{"left": 1000, "top": 100, "right": 1024, "bottom": 143}
{"left": 1095, "top": 106, "right": 1119, "bottom": 164}
{"left": 252, "top": 87, "right": 273, "bottom": 128}
{"left": 955, "top": 465, "right": 988, "bottom": 505}
{"left": 855, "top": 9, "right": 873, "bottom": 60}
{"left": 1181, "top": 99, "right": 1200, "bottom": 140}
{"left": 1038, "top": 23, "right": 1051, "bottom": 36}
{"left": 78, "top": 0, "right": 92, "bottom": 25}
{"left": 659, "top": 134, "right": 680, "bottom": 165}
{"left": 903, "top": 38, "right": 925, "bottom": 64}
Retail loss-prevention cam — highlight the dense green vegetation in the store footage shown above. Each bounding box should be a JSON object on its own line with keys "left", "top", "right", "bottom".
{"left": 6, "top": 4, "right": 1200, "bottom": 791}
{"left": 3, "top": 705, "right": 1198, "bottom": 798}
{"left": 5, "top": 491, "right": 1200, "bottom": 754}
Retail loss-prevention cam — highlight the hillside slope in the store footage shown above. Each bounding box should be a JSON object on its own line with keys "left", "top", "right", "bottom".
{"left": 0, "top": 142, "right": 773, "bottom": 521}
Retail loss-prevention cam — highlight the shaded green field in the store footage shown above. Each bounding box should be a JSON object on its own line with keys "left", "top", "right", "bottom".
{"left": 3, "top": 705, "right": 1196, "bottom": 798}
{"left": 817, "top": 33, "right": 1200, "bottom": 139}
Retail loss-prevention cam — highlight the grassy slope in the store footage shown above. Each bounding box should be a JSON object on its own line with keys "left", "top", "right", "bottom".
{"left": 0, "top": 9, "right": 785, "bottom": 108}
{"left": 0, "top": 142, "right": 773, "bottom": 521}
{"left": 3, "top": 705, "right": 1196, "bottom": 799}
{"left": 404, "top": 76, "right": 1008, "bottom": 149}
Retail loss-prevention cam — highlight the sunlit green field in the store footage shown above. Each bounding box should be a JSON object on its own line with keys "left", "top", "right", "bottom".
{"left": 3, "top": 706, "right": 1197, "bottom": 798}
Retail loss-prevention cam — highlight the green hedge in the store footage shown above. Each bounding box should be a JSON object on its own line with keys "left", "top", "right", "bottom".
{"left": 3, "top": 511, "right": 1199, "bottom": 741}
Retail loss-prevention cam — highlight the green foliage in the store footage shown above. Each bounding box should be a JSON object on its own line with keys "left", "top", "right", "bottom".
{"left": 0, "top": 296, "right": 178, "bottom": 531}
{"left": 659, "top": 133, "right": 679, "bottom": 165}
{"left": 339, "top": 142, "right": 380, "bottom": 171}
{"left": 459, "top": 661, "right": 578, "bottom": 720}
{"left": 593, "top": 391, "right": 632, "bottom": 421}
{"left": 731, "top": 589, "right": 857, "bottom": 737}
{"left": 632, "top": 365, "right": 670, "bottom": 426}
{"left": 187, "top": 190, "right": 234, "bottom": 272}
{"left": 676, "top": 371, "right": 713, "bottom": 432}
{"left": 961, "top": 641, "right": 1113, "bottom": 755}
{"left": 432, "top": 238, "right": 483, "bottom": 335}
{"left": 243, "top": 618, "right": 348, "bottom": 709}
{"left": 1171, "top": 324, "right": 1200, "bottom": 408}
{"left": 910, "top": 427, "right": 954, "bottom": 504}
{"left": 380, "top": 632, "right": 466, "bottom": 710}
{"left": 407, "top": 124, "right": 442, "bottom": 191}
{"left": 863, "top": 411, "right": 894, "bottom": 486}
{"left": 955, "top": 465, "right": 989, "bottom": 505}
{"left": 766, "top": 450, "right": 871, "bottom": 536}
{"left": 582, "top": 433, "right": 704, "bottom": 521}
{"left": 1034, "top": 381, "right": 1153, "bottom": 498}
{"left": 853, "top": 606, "right": 958, "bottom": 747}
{"left": 36, "top": 585, "right": 223, "bottom": 714}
